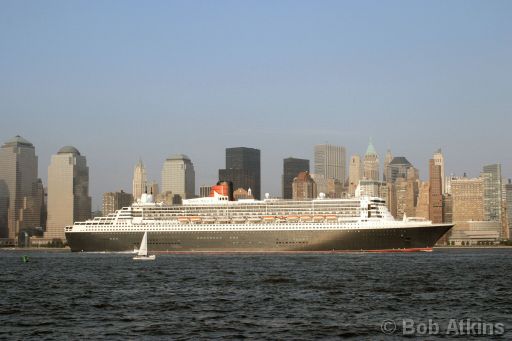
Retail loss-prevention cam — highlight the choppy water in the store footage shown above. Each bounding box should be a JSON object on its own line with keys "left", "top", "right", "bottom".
{"left": 1, "top": 249, "right": 511, "bottom": 340}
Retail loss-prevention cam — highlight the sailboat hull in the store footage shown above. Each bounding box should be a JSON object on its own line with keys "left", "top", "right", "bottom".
{"left": 133, "top": 255, "right": 156, "bottom": 261}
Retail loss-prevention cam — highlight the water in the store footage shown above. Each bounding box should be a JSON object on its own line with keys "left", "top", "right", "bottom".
{"left": 1, "top": 249, "right": 511, "bottom": 339}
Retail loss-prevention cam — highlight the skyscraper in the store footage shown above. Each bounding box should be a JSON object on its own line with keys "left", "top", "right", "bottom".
{"left": 388, "top": 157, "right": 413, "bottom": 183}
{"left": 102, "top": 190, "right": 133, "bottom": 216}
{"left": 505, "top": 179, "right": 512, "bottom": 239}
{"left": 314, "top": 144, "right": 346, "bottom": 184}
{"left": 45, "top": 146, "right": 91, "bottom": 241}
{"left": 132, "top": 159, "right": 147, "bottom": 201}
{"left": 219, "top": 147, "right": 261, "bottom": 199}
{"left": 348, "top": 155, "right": 362, "bottom": 196}
{"left": 429, "top": 159, "right": 443, "bottom": 223}
{"left": 0, "top": 136, "right": 43, "bottom": 240}
{"left": 482, "top": 164, "right": 502, "bottom": 222}
{"left": 363, "top": 139, "right": 379, "bottom": 181}
{"left": 292, "top": 171, "right": 317, "bottom": 199}
{"left": 451, "top": 176, "right": 484, "bottom": 223}
{"left": 282, "top": 157, "right": 309, "bottom": 199}
{"left": 161, "top": 154, "right": 195, "bottom": 200}
{"left": 433, "top": 149, "right": 445, "bottom": 194}
{"left": 383, "top": 149, "right": 393, "bottom": 182}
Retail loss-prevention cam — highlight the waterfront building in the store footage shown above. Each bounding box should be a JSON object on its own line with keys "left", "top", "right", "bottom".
{"left": 219, "top": 147, "right": 261, "bottom": 199}
{"left": 383, "top": 149, "right": 393, "bottom": 182}
{"left": 102, "top": 190, "right": 133, "bottom": 216}
{"left": 348, "top": 155, "right": 362, "bottom": 196}
{"left": 314, "top": 144, "right": 346, "bottom": 185}
{"left": 199, "top": 185, "right": 212, "bottom": 198}
{"left": 132, "top": 159, "right": 147, "bottom": 201}
{"left": 481, "top": 164, "right": 502, "bottom": 222}
{"left": 363, "top": 139, "right": 379, "bottom": 181}
{"left": 506, "top": 179, "right": 512, "bottom": 239}
{"left": 443, "top": 194, "right": 453, "bottom": 224}
{"left": 292, "top": 171, "right": 317, "bottom": 200}
{"left": 0, "top": 136, "right": 44, "bottom": 241}
{"left": 448, "top": 221, "right": 501, "bottom": 246}
{"left": 161, "top": 154, "right": 195, "bottom": 201}
{"left": 282, "top": 157, "right": 309, "bottom": 199}
{"left": 429, "top": 159, "right": 443, "bottom": 223}
{"left": 451, "top": 176, "right": 484, "bottom": 222}
{"left": 433, "top": 149, "right": 445, "bottom": 194}
{"left": 45, "top": 146, "right": 91, "bottom": 241}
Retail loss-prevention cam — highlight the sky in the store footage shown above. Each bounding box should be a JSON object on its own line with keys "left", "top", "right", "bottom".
{"left": 0, "top": 0, "right": 511, "bottom": 209}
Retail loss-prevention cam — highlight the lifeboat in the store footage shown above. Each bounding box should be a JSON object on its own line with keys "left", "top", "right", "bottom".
{"left": 263, "top": 216, "right": 275, "bottom": 222}
{"left": 248, "top": 217, "right": 262, "bottom": 223}
{"left": 178, "top": 217, "right": 189, "bottom": 224}
{"left": 232, "top": 217, "right": 246, "bottom": 224}
{"left": 313, "top": 216, "right": 325, "bottom": 222}
{"left": 325, "top": 215, "right": 337, "bottom": 221}
{"left": 300, "top": 215, "right": 312, "bottom": 222}
{"left": 286, "top": 216, "right": 299, "bottom": 222}
{"left": 190, "top": 216, "right": 202, "bottom": 224}
{"left": 203, "top": 217, "right": 215, "bottom": 224}
{"left": 217, "top": 217, "right": 231, "bottom": 224}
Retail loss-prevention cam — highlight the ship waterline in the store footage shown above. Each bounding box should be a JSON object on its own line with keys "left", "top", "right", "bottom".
{"left": 65, "top": 192, "right": 453, "bottom": 252}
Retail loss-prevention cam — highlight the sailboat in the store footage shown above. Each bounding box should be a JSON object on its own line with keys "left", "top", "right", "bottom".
{"left": 133, "top": 231, "right": 156, "bottom": 261}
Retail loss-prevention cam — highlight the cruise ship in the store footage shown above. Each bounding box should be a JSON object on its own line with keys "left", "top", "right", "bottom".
{"left": 65, "top": 183, "right": 453, "bottom": 253}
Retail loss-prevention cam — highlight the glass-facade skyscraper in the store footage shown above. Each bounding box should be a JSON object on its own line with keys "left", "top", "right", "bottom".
{"left": 282, "top": 157, "right": 309, "bottom": 199}
{"left": 482, "top": 164, "right": 502, "bottom": 222}
{"left": 219, "top": 147, "right": 261, "bottom": 199}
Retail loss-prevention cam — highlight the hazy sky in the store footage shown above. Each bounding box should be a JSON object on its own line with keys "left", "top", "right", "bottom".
{"left": 1, "top": 0, "right": 511, "bottom": 209}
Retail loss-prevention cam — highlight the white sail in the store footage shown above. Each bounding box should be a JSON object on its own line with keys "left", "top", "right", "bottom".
{"left": 138, "top": 231, "right": 148, "bottom": 256}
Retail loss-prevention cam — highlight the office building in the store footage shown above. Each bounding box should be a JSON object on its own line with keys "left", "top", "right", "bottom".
{"left": 415, "top": 181, "right": 430, "bottom": 219}
{"left": 363, "top": 139, "right": 379, "bottom": 181}
{"left": 388, "top": 157, "right": 413, "bottom": 183}
{"left": 433, "top": 149, "right": 445, "bottom": 194}
{"left": 314, "top": 144, "right": 346, "bottom": 184}
{"left": 429, "top": 159, "right": 443, "bottom": 223}
{"left": 282, "top": 157, "right": 309, "bottom": 199}
{"left": 0, "top": 136, "right": 44, "bottom": 241}
{"left": 311, "top": 173, "right": 343, "bottom": 198}
{"left": 348, "top": 155, "right": 362, "bottom": 196}
{"left": 132, "top": 159, "right": 147, "bottom": 201}
{"left": 451, "top": 176, "right": 484, "bottom": 222}
{"left": 103, "top": 190, "right": 133, "bottom": 216}
{"left": 383, "top": 149, "right": 393, "bottom": 182}
{"left": 219, "top": 147, "right": 261, "bottom": 199}
{"left": 45, "top": 146, "right": 91, "bottom": 241}
{"left": 199, "top": 185, "right": 212, "bottom": 198}
{"left": 161, "top": 154, "right": 195, "bottom": 201}
{"left": 506, "top": 180, "right": 512, "bottom": 239}
{"left": 481, "top": 164, "right": 502, "bottom": 222}
{"left": 292, "top": 172, "right": 317, "bottom": 199}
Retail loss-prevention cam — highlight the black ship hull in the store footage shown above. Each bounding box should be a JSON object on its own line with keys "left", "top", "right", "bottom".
{"left": 66, "top": 224, "right": 453, "bottom": 253}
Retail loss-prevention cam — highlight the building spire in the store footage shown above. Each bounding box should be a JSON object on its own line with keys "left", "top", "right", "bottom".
{"left": 365, "top": 137, "right": 377, "bottom": 156}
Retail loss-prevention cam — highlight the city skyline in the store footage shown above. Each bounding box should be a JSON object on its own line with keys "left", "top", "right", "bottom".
{"left": 0, "top": 134, "right": 510, "bottom": 209}
{"left": 1, "top": 1, "right": 511, "bottom": 208}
